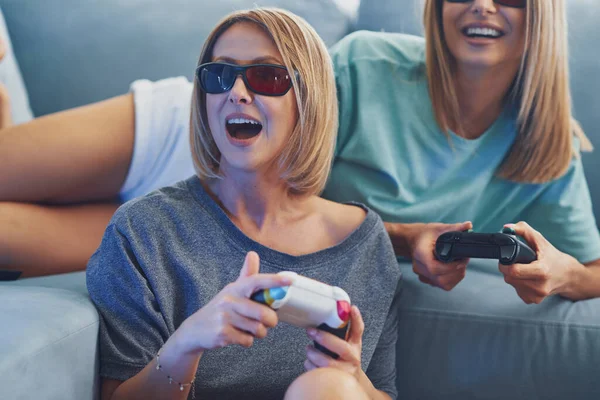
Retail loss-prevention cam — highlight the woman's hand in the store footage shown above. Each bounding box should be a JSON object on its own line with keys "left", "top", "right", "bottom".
{"left": 303, "top": 306, "right": 363, "bottom": 377}
{"left": 498, "top": 222, "right": 579, "bottom": 304}
{"left": 409, "top": 221, "right": 473, "bottom": 291}
{"left": 173, "top": 251, "right": 292, "bottom": 354}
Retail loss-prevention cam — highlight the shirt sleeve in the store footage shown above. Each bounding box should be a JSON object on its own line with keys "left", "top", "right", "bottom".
{"left": 86, "top": 215, "right": 171, "bottom": 381}
{"left": 521, "top": 155, "right": 600, "bottom": 264}
{"left": 365, "top": 282, "right": 402, "bottom": 400}
{"left": 329, "top": 34, "right": 358, "bottom": 160}
{"left": 119, "top": 77, "right": 196, "bottom": 202}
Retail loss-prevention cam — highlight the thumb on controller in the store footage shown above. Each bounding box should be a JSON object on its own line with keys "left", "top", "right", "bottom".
{"left": 442, "top": 221, "right": 473, "bottom": 233}
{"left": 238, "top": 251, "right": 260, "bottom": 280}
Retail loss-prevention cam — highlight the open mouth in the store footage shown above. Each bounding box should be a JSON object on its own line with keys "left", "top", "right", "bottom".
{"left": 225, "top": 117, "right": 263, "bottom": 140}
{"left": 462, "top": 27, "right": 505, "bottom": 39}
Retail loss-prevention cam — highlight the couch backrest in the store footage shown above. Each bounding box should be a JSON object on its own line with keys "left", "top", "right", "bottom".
{"left": 2, "top": 0, "right": 352, "bottom": 117}
{"left": 356, "top": 0, "right": 600, "bottom": 227}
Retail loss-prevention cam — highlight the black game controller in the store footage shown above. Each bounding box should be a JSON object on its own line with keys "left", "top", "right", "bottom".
{"left": 435, "top": 227, "right": 537, "bottom": 265}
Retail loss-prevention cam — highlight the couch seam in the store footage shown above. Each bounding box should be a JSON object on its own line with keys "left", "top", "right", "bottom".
{"left": 20, "top": 319, "right": 99, "bottom": 360}
{"left": 399, "top": 308, "right": 600, "bottom": 330}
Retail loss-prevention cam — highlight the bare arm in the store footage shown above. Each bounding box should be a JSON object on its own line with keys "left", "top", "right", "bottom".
{"left": 563, "top": 259, "right": 600, "bottom": 300}
{"left": 97, "top": 253, "right": 287, "bottom": 400}
{"left": 101, "top": 336, "right": 202, "bottom": 400}
{"left": 0, "top": 201, "right": 119, "bottom": 276}
{"left": 0, "top": 94, "right": 135, "bottom": 204}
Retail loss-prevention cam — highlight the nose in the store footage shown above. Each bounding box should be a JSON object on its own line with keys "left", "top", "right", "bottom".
{"left": 228, "top": 75, "right": 252, "bottom": 105}
{"left": 471, "top": 0, "right": 497, "bottom": 14}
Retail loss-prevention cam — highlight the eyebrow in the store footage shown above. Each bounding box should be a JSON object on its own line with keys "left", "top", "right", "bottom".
{"left": 212, "top": 56, "right": 284, "bottom": 64}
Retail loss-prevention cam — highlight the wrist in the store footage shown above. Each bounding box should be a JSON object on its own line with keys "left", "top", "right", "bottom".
{"left": 158, "top": 333, "right": 203, "bottom": 386}
{"left": 169, "top": 322, "right": 206, "bottom": 358}
{"left": 355, "top": 368, "right": 382, "bottom": 400}
{"left": 384, "top": 221, "right": 425, "bottom": 258}
{"left": 559, "top": 257, "right": 595, "bottom": 301}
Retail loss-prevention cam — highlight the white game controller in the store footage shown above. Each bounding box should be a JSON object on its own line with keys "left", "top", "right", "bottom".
{"left": 251, "top": 271, "right": 351, "bottom": 358}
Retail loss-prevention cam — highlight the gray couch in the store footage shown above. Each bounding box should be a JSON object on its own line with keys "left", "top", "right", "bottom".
{"left": 1, "top": 1, "right": 600, "bottom": 399}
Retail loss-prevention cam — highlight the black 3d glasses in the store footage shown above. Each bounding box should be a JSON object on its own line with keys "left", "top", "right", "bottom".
{"left": 445, "top": 0, "right": 526, "bottom": 8}
{"left": 196, "top": 62, "right": 296, "bottom": 97}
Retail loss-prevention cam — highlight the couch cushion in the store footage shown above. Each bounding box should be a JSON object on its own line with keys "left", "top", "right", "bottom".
{"left": 2, "top": 270, "right": 88, "bottom": 295}
{"left": 355, "top": 0, "right": 600, "bottom": 228}
{"left": 3, "top": 0, "right": 351, "bottom": 117}
{"left": 396, "top": 259, "right": 600, "bottom": 399}
{"left": 0, "top": 285, "right": 99, "bottom": 400}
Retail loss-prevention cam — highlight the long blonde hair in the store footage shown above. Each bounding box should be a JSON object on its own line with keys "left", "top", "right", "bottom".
{"left": 423, "top": 0, "right": 592, "bottom": 183}
{"left": 190, "top": 8, "right": 338, "bottom": 196}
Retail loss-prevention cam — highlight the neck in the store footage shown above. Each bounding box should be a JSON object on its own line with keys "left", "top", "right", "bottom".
{"left": 453, "top": 63, "right": 518, "bottom": 139}
{"left": 207, "top": 163, "right": 303, "bottom": 231}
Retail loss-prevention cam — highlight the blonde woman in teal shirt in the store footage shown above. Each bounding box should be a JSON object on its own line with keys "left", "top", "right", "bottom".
{"left": 2, "top": 0, "right": 600, "bottom": 304}
{"left": 324, "top": 0, "right": 600, "bottom": 303}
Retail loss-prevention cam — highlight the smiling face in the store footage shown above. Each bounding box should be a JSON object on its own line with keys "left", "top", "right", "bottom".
{"left": 442, "top": 0, "right": 526, "bottom": 73}
{"left": 205, "top": 22, "right": 299, "bottom": 175}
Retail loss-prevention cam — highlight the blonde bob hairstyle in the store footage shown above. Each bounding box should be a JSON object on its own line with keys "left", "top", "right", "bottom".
{"left": 190, "top": 8, "right": 338, "bottom": 196}
{"left": 423, "top": 0, "right": 592, "bottom": 183}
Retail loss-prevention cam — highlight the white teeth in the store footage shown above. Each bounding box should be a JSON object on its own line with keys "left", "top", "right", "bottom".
{"left": 227, "top": 118, "right": 261, "bottom": 125}
{"left": 466, "top": 27, "right": 501, "bottom": 38}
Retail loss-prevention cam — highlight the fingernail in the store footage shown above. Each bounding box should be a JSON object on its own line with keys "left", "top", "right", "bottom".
{"left": 307, "top": 328, "right": 317, "bottom": 337}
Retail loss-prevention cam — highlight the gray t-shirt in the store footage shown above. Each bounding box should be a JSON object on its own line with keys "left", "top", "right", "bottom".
{"left": 87, "top": 176, "right": 402, "bottom": 399}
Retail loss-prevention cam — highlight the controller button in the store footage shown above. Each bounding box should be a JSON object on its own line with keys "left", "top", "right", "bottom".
{"left": 268, "top": 287, "right": 288, "bottom": 302}
{"left": 436, "top": 243, "right": 452, "bottom": 258}
{"left": 502, "top": 227, "right": 516, "bottom": 235}
{"left": 337, "top": 300, "right": 351, "bottom": 322}
{"left": 500, "top": 245, "right": 516, "bottom": 263}
{"left": 257, "top": 287, "right": 288, "bottom": 306}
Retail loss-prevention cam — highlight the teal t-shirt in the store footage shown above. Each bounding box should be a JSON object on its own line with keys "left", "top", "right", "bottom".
{"left": 323, "top": 31, "right": 600, "bottom": 264}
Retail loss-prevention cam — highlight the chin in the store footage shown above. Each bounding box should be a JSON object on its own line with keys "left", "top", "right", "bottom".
{"left": 458, "top": 53, "right": 505, "bottom": 70}
{"left": 220, "top": 154, "right": 260, "bottom": 173}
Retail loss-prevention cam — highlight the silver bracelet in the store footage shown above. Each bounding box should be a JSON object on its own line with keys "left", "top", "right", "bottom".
{"left": 155, "top": 347, "right": 196, "bottom": 392}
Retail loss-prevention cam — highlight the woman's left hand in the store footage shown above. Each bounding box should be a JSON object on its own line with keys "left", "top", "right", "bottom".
{"left": 303, "top": 306, "right": 363, "bottom": 378}
{"left": 499, "top": 221, "right": 577, "bottom": 304}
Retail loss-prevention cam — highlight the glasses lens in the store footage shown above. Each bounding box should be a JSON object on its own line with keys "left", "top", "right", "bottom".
{"left": 495, "top": 0, "right": 526, "bottom": 7}
{"left": 246, "top": 65, "right": 292, "bottom": 95}
{"left": 200, "top": 64, "right": 236, "bottom": 93}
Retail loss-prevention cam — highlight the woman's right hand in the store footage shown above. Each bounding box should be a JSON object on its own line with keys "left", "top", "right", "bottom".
{"left": 172, "top": 251, "right": 292, "bottom": 354}
{"left": 410, "top": 221, "right": 473, "bottom": 291}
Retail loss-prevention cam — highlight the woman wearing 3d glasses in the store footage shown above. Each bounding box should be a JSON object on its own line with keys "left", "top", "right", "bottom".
{"left": 2, "top": 0, "right": 600, "bottom": 303}
{"left": 86, "top": 7, "right": 401, "bottom": 400}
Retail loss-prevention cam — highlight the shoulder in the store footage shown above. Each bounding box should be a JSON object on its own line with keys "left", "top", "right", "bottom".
{"left": 129, "top": 76, "right": 193, "bottom": 105}
{"left": 128, "top": 76, "right": 193, "bottom": 127}
{"left": 321, "top": 199, "right": 368, "bottom": 233}
{"left": 112, "top": 178, "right": 196, "bottom": 232}
{"left": 330, "top": 30, "right": 426, "bottom": 75}
{"left": 314, "top": 198, "right": 389, "bottom": 243}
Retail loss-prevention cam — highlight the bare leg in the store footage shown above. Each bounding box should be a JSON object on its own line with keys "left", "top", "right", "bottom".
{"left": 0, "top": 201, "right": 119, "bottom": 277}
{"left": 0, "top": 82, "right": 11, "bottom": 129}
{"left": 0, "top": 93, "right": 135, "bottom": 203}
{"left": 0, "top": 34, "right": 12, "bottom": 129}
{"left": 284, "top": 368, "right": 370, "bottom": 400}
